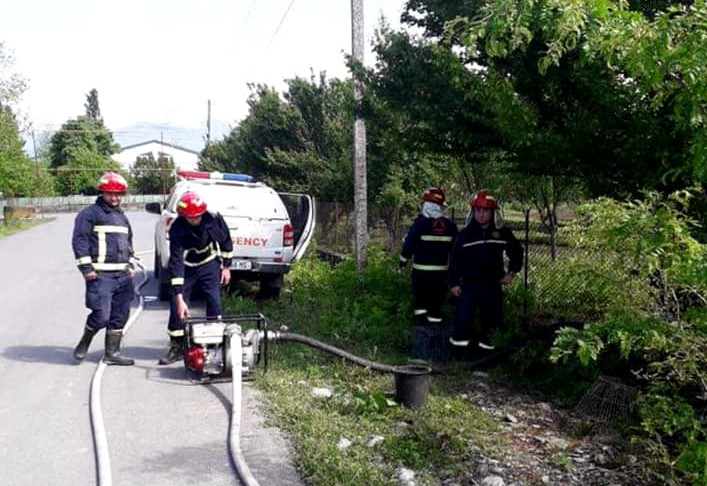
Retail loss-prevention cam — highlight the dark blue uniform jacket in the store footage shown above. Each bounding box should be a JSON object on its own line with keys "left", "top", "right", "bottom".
{"left": 400, "top": 215, "right": 458, "bottom": 272}
{"left": 168, "top": 211, "right": 234, "bottom": 295}
{"left": 72, "top": 197, "right": 135, "bottom": 276}
{"left": 449, "top": 219, "right": 523, "bottom": 286}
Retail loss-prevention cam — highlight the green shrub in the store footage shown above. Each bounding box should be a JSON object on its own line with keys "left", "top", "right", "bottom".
{"left": 549, "top": 189, "right": 707, "bottom": 482}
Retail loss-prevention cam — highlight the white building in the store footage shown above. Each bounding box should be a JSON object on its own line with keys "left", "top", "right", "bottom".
{"left": 112, "top": 140, "right": 201, "bottom": 172}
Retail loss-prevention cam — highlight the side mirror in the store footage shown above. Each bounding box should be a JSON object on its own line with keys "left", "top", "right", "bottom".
{"left": 145, "top": 202, "right": 162, "bottom": 214}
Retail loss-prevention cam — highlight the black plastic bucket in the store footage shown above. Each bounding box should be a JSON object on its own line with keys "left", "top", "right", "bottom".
{"left": 394, "top": 365, "right": 431, "bottom": 409}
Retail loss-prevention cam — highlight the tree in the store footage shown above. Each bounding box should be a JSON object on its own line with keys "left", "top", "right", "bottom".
{"left": 47, "top": 90, "right": 121, "bottom": 195}
{"left": 204, "top": 75, "right": 356, "bottom": 202}
{"left": 445, "top": 0, "right": 707, "bottom": 189}
{"left": 53, "top": 147, "right": 123, "bottom": 195}
{"left": 365, "top": 0, "right": 705, "bottom": 205}
{"left": 84, "top": 88, "right": 102, "bottom": 122}
{"left": 0, "top": 43, "right": 53, "bottom": 197}
{"left": 0, "top": 42, "right": 28, "bottom": 108}
{"left": 131, "top": 153, "right": 175, "bottom": 194}
{"left": 48, "top": 115, "right": 118, "bottom": 170}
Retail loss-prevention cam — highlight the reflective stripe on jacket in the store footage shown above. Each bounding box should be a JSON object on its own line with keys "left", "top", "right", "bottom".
{"left": 399, "top": 215, "right": 458, "bottom": 272}
{"left": 72, "top": 197, "right": 135, "bottom": 275}
{"left": 449, "top": 219, "right": 523, "bottom": 285}
{"left": 168, "top": 211, "right": 234, "bottom": 293}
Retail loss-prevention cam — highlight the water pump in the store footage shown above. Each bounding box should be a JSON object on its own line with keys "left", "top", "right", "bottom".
{"left": 183, "top": 314, "right": 266, "bottom": 382}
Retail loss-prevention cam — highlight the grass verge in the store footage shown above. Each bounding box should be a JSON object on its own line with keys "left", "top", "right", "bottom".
{"left": 223, "top": 254, "right": 508, "bottom": 486}
{"left": 0, "top": 218, "right": 52, "bottom": 238}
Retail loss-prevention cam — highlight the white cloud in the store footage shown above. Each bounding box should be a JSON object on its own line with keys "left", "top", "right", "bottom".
{"left": 3, "top": 0, "right": 404, "bottom": 142}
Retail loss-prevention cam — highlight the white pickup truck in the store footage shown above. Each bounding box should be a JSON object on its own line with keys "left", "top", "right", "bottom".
{"left": 145, "top": 170, "right": 315, "bottom": 300}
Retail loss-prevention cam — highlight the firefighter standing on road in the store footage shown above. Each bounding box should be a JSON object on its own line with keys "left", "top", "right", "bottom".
{"left": 449, "top": 190, "right": 523, "bottom": 358}
{"left": 158, "top": 191, "right": 234, "bottom": 365}
{"left": 399, "top": 187, "right": 458, "bottom": 326}
{"left": 72, "top": 172, "right": 137, "bottom": 366}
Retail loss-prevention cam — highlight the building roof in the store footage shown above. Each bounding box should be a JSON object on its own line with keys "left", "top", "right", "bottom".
{"left": 119, "top": 139, "right": 201, "bottom": 155}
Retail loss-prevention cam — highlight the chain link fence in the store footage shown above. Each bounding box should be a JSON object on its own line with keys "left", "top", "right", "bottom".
{"left": 315, "top": 203, "right": 628, "bottom": 324}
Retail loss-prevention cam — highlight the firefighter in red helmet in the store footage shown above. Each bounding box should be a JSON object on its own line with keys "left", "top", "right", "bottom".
{"left": 448, "top": 189, "right": 523, "bottom": 358}
{"left": 71, "top": 172, "right": 137, "bottom": 365}
{"left": 399, "top": 187, "right": 458, "bottom": 345}
{"left": 158, "top": 191, "right": 234, "bottom": 365}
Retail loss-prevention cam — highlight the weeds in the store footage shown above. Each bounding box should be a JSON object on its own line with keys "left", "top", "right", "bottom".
{"left": 225, "top": 249, "right": 506, "bottom": 485}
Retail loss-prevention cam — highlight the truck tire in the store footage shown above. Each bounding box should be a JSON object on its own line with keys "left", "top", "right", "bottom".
{"left": 153, "top": 252, "right": 160, "bottom": 279}
{"left": 258, "top": 274, "right": 282, "bottom": 300}
{"left": 158, "top": 277, "right": 170, "bottom": 302}
{"left": 155, "top": 251, "right": 170, "bottom": 301}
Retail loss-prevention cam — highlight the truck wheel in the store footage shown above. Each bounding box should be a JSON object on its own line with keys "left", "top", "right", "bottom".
{"left": 258, "top": 274, "right": 282, "bottom": 300}
{"left": 158, "top": 278, "right": 170, "bottom": 302}
{"left": 154, "top": 251, "right": 170, "bottom": 301}
{"left": 153, "top": 252, "right": 160, "bottom": 279}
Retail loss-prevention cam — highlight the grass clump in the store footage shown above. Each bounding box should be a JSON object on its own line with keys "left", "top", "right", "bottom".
{"left": 0, "top": 218, "right": 50, "bottom": 238}
{"left": 224, "top": 247, "right": 506, "bottom": 485}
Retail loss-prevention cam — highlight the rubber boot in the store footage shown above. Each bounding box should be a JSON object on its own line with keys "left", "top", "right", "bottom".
{"left": 73, "top": 326, "right": 99, "bottom": 362}
{"left": 103, "top": 330, "right": 135, "bottom": 366}
{"left": 158, "top": 337, "right": 184, "bottom": 365}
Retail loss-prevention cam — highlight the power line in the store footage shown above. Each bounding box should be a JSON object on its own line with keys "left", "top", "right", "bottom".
{"left": 268, "top": 0, "right": 298, "bottom": 47}
{"left": 248, "top": 0, "right": 298, "bottom": 81}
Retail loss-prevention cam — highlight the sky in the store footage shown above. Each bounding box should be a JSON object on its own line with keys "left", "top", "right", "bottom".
{"left": 2, "top": 0, "right": 406, "bottom": 150}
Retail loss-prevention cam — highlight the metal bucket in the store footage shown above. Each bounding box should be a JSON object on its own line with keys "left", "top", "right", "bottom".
{"left": 394, "top": 365, "right": 431, "bottom": 409}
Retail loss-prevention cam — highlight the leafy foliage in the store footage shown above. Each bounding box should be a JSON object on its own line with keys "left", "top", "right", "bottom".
{"left": 448, "top": 0, "right": 707, "bottom": 189}
{"left": 47, "top": 90, "right": 121, "bottom": 195}
{"left": 204, "top": 74, "right": 355, "bottom": 202}
{"left": 549, "top": 190, "right": 707, "bottom": 482}
{"left": 52, "top": 147, "right": 124, "bottom": 196}
{"left": 0, "top": 105, "right": 53, "bottom": 197}
{"left": 0, "top": 41, "right": 28, "bottom": 107}
{"left": 130, "top": 153, "right": 175, "bottom": 194}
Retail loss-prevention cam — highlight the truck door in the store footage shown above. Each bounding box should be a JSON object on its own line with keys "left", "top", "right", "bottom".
{"left": 278, "top": 193, "right": 316, "bottom": 262}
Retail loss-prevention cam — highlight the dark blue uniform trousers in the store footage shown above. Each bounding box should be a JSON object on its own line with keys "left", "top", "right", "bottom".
{"left": 452, "top": 281, "right": 503, "bottom": 346}
{"left": 168, "top": 260, "right": 223, "bottom": 333}
{"left": 411, "top": 270, "right": 449, "bottom": 323}
{"left": 85, "top": 272, "right": 135, "bottom": 331}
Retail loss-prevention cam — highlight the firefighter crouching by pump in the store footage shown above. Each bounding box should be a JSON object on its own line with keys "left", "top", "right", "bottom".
{"left": 399, "top": 187, "right": 458, "bottom": 327}
{"left": 158, "top": 191, "right": 234, "bottom": 365}
{"left": 449, "top": 190, "right": 523, "bottom": 360}
{"left": 72, "top": 172, "right": 138, "bottom": 366}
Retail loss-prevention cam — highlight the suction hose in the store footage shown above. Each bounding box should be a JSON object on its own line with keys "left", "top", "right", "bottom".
{"left": 226, "top": 328, "right": 429, "bottom": 486}
{"left": 269, "top": 331, "right": 401, "bottom": 374}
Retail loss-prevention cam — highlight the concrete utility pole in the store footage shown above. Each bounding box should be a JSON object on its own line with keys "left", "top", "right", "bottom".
{"left": 206, "top": 99, "right": 212, "bottom": 148}
{"left": 352, "top": 0, "right": 368, "bottom": 271}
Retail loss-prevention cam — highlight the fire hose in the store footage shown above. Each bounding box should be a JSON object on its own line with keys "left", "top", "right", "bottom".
{"left": 90, "top": 258, "right": 149, "bottom": 486}
{"left": 223, "top": 325, "right": 430, "bottom": 486}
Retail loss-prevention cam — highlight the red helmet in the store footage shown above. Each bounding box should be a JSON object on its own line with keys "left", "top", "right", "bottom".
{"left": 97, "top": 172, "right": 128, "bottom": 193}
{"left": 177, "top": 191, "right": 207, "bottom": 217}
{"left": 421, "top": 187, "right": 446, "bottom": 206}
{"left": 470, "top": 190, "right": 497, "bottom": 209}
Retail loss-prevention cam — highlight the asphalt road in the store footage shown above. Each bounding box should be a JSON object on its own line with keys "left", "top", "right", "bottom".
{"left": 0, "top": 211, "right": 303, "bottom": 486}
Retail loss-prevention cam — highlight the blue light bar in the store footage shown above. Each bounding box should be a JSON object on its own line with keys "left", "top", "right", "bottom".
{"left": 221, "top": 172, "right": 254, "bottom": 182}
{"left": 177, "top": 170, "right": 255, "bottom": 183}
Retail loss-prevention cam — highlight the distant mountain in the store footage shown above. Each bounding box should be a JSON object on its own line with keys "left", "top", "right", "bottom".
{"left": 112, "top": 121, "right": 233, "bottom": 152}
{"left": 20, "top": 120, "right": 234, "bottom": 159}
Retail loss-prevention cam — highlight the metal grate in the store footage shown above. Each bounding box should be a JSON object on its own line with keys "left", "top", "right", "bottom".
{"left": 575, "top": 375, "right": 639, "bottom": 424}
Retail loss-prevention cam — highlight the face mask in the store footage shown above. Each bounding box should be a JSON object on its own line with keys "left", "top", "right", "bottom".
{"left": 421, "top": 202, "right": 444, "bottom": 219}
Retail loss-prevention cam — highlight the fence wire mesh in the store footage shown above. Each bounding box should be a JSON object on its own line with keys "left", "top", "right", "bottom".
{"left": 314, "top": 203, "right": 634, "bottom": 324}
